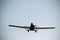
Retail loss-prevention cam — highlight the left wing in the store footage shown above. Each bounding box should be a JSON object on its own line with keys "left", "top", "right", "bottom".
{"left": 9, "top": 25, "right": 30, "bottom": 29}
{"left": 35, "top": 27, "right": 55, "bottom": 29}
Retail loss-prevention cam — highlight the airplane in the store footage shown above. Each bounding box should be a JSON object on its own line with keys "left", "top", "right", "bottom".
{"left": 9, "top": 23, "right": 55, "bottom": 32}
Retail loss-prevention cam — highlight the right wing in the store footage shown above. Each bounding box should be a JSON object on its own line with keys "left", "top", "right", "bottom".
{"left": 35, "top": 27, "right": 55, "bottom": 29}
{"left": 9, "top": 25, "right": 30, "bottom": 29}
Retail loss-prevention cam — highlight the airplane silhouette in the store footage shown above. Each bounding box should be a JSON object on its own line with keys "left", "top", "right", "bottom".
{"left": 9, "top": 23, "right": 55, "bottom": 32}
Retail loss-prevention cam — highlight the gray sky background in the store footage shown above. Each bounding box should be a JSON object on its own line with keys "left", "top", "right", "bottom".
{"left": 1, "top": 0, "right": 60, "bottom": 40}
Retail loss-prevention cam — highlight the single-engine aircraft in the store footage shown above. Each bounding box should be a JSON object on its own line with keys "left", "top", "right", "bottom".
{"left": 9, "top": 23, "right": 55, "bottom": 32}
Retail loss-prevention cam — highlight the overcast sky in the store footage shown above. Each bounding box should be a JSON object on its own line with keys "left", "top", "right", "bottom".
{"left": 1, "top": 0, "right": 60, "bottom": 40}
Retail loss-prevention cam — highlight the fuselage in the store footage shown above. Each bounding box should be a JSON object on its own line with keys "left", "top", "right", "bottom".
{"left": 30, "top": 23, "right": 35, "bottom": 30}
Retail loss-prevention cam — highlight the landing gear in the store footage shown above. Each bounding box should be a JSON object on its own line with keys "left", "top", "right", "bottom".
{"left": 35, "top": 30, "right": 37, "bottom": 33}
{"left": 26, "top": 30, "right": 37, "bottom": 33}
{"left": 28, "top": 30, "right": 29, "bottom": 32}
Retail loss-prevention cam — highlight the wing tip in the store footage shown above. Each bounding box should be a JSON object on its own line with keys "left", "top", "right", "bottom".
{"left": 8, "top": 25, "right": 14, "bottom": 27}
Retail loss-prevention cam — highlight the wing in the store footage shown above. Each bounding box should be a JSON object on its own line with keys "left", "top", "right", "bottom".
{"left": 35, "top": 27, "right": 55, "bottom": 29}
{"left": 9, "top": 25, "right": 30, "bottom": 29}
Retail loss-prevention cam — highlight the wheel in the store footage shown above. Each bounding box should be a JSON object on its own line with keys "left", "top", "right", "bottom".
{"left": 28, "top": 30, "right": 29, "bottom": 32}
{"left": 35, "top": 30, "right": 37, "bottom": 32}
